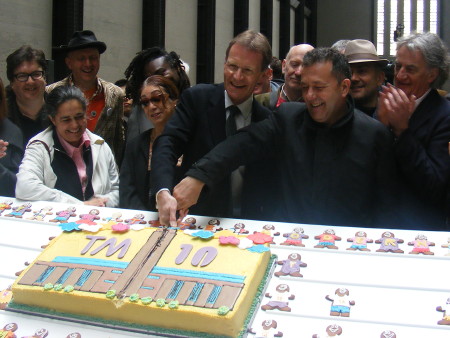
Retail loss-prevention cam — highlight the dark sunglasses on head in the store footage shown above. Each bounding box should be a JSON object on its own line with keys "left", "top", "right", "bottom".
{"left": 140, "top": 94, "right": 165, "bottom": 107}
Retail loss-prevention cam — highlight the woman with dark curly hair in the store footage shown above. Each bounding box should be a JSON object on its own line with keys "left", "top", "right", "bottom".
{"left": 124, "top": 47, "right": 190, "bottom": 141}
{"left": 119, "top": 75, "right": 179, "bottom": 210}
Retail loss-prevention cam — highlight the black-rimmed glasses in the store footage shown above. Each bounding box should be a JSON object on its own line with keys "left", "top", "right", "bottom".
{"left": 14, "top": 71, "right": 45, "bottom": 82}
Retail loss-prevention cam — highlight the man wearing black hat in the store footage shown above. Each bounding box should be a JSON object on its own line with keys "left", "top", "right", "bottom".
{"left": 46, "top": 30, "right": 125, "bottom": 165}
{"left": 345, "top": 39, "right": 387, "bottom": 117}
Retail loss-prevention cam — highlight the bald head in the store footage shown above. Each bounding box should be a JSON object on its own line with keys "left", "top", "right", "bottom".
{"left": 282, "top": 44, "right": 314, "bottom": 101}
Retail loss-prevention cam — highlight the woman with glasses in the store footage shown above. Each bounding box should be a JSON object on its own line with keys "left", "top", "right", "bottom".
{"left": 119, "top": 75, "right": 179, "bottom": 210}
{"left": 0, "top": 77, "right": 24, "bottom": 197}
{"left": 6, "top": 45, "right": 50, "bottom": 146}
{"left": 16, "top": 85, "right": 119, "bottom": 207}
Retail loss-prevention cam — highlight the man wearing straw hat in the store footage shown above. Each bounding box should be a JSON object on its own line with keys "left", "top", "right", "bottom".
{"left": 345, "top": 39, "right": 388, "bottom": 117}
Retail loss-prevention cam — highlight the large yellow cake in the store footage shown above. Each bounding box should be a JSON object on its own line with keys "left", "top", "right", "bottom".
{"left": 11, "top": 227, "right": 271, "bottom": 337}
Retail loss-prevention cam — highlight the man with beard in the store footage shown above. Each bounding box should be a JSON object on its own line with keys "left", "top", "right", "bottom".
{"left": 345, "top": 39, "right": 387, "bottom": 117}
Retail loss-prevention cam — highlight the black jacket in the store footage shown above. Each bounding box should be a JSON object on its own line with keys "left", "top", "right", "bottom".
{"left": 151, "top": 83, "right": 274, "bottom": 219}
{"left": 187, "top": 100, "right": 399, "bottom": 227}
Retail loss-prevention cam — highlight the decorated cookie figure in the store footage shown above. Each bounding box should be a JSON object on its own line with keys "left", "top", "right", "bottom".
{"left": 312, "top": 324, "right": 343, "bottom": 338}
{"left": 281, "top": 227, "right": 308, "bottom": 246}
{"left": 314, "top": 229, "right": 341, "bottom": 249}
{"left": 375, "top": 231, "right": 404, "bottom": 253}
{"left": 27, "top": 206, "right": 53, "bottom": 221}
{"left": 380, "top": 330, "right": 396, "bottom": 338}
{"left": 179, "top": 217, "right": 197, "bottom": 230}
{"left": 408, "top": 234, "right": 435, "bottom": 255}
{"left": 326, "top": 288, "right": 355, "bottom": 317}
{"left": 21, "top": 328, "right": 48, "bottom": 338}
{"left": 202, "top": 219, "right": 223, "bottom": 232}
{"left": 248, "top": 319, "right": 283, "bottom": 337}
{"left": 347, "top": 231, "right": 373, "bottom": 251}
{"left": 4, "top": 202, "right": 32, "bottom": 218}
{"left": 0, "top": 200, "right": 13, "bottom": 215}
{"left": 233, "top": 222, "right": 249, "bottom": 234}
{"left": 66, "top": 333, "right": 81, "bottom": 338}
{"left": 442, "top": 238, "right": 450, "bottom": 256}
{"left": 49, "top": 207, "right": 76, "bottom": 223}
{"left": 101, "top": 212, "right": 123, "bottom": 227}
{"left": 436, "top": 297, "right": 450, "bottom": 325}
{"left": 0, "top": 285, "right": 12, "bottom": 310}
{"left": 76, "top": 209, "right": 100, "bottom": 225}
{"left": 260, "top": 224, "right": 280, "bottom": 237}
{"left": 274, "top": 253, "right": 307, "bottom": 277}
{"left": 0, "top": 323, "right": 18, "bottom": 338}
{"left": 261, "top": 283, "right": 295, "bottom": 312}
{"left": 124, "top": 213, "right": 147, "bottom": 225}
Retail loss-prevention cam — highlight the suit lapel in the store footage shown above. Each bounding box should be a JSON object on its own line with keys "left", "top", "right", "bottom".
{"left": 207, "top": 84, "right": 227, "bottom": 145}
{"left": 409, "top": 89, "right": 438, "bottom": 133}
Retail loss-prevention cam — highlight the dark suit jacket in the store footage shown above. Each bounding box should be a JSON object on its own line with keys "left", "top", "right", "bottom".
{"left": 151, "top": 83, "right": 273, "bottom": 219}
{"left": 187, "top": 100, "right": 400, "bottom": 228}
{"left": 394, "top": 89, "right": 450, "bottom": 230}
{"left": 120, "top": 129, "right": 153, "bottom": 211}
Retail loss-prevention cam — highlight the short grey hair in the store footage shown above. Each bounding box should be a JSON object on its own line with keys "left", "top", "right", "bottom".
{"left": 397, "top": 32, "right": 449, "bottom": 88}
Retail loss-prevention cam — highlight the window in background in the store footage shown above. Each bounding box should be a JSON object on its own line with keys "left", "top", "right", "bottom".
{"left": 376, "top": 0, "right": 439, "bottom": 57}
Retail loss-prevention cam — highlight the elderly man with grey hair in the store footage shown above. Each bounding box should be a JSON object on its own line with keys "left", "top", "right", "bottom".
{"left": 377, "top": 32, "right": 450, "bottom": 230}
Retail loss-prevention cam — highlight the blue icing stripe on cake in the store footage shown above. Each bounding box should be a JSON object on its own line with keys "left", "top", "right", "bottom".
{"left": 151, "top": 267, "right": 245, "bottom": 283}
{"left": 206, "top": 285, "right": 222, "bottom": 304}
{"left": 75, "top": 270, "right": 92, "bottom": 286}
{"left": 35, "top": 266, "right": 55, "bottom": 283}
{"left": 167, "top": 280, "right": 184, "bottom": 299}
{"left": 53, "top": 256, "right": 129, "bottom": 269}
{"left": 55, "top": 268, "right": 74, "bottom": 284}
{"left": 187, "top": 283, "right": 204, "bottom": 302}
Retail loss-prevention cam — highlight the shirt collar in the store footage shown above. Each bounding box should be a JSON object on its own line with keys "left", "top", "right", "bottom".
{"left": 414, "top": 88, "right": 431, "bottom": 110}
{"left": 68, "top": 74, "right": 102, "bottom": 94}
{"left": 57, "top": 131, "right": 91, "bottom": 157}
{"left": 224, "top": 90, "right": 253, "bottom": 116}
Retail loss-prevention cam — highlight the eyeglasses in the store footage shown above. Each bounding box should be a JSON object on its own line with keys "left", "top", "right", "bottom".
{"left": 14, "top": 71, "right": 45, "bottom": 82}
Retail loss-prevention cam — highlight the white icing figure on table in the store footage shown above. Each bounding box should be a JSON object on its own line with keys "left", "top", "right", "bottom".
{"left": 27, "top": 206, "right": 53, "bottom": 221}
{"left": 312, "top": 324, "right": 343, "bottom": 337}
{"left": 380, "top": 330, "right": 396, "bottom": 338}
{"left": 4, "top": 202, "right": 32, "bottom": 218}
{"left": 248, "top": 319, "right": 283, "bottom": 337}
{"left": 49, "top": 207, "right": 76, "bottom": 223}
{"left": 326, "top": 288, "right": 355, "bottom": 317}
{"left": 442, "top": 238, "right": 450, "bottom": 256}
{"left": 314, "top": 229, "right": 341, "bottom": 249}
{"left": 408, "top": 234, "right": 435, "bottom": 255}
{"left": 66, "top": 333, "right": 81, "bottom": 338}
{"left": 274, "top": 253, "right": 307, "bottom": 277}
{"left": 261, "top": 283, "right": 295, "bottom": 312}
{"left": 233, "top": 222, "right": 249, "bottom": 234}
{"left": 75, "top": 209, "right": 100, "bottom": 225}
{"left": 22, "top": 328, "right": 49, "bottom": 338}
{"left": 0, "top": 200, "right": 13, "bottom": 215}
{"left": 436, "top": 297, "right": 450, "bottom": 325}
{"left": 0, "top": 323, "right": 18, "bottom": 337}
{"left": 179, "top": 216, "right": 197, "bottom": 230}
{"left": 101, "top": 212, "right": 123, "bottom": 227}
{"left": 281, "top": 227, "right": 308, "bottom": 246}
{"left": 375, "top": 231, "right": 404, "bottom": 253}
{"left": 124, "top": 213, "right": 147, "bottom": 225}
{"left": 347, "top": 231, "right": 373, "bottom": 251}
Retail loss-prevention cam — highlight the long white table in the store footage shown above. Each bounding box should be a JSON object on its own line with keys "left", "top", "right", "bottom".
{"left": 1, "top": 198, "right": 450, "bottom": 337}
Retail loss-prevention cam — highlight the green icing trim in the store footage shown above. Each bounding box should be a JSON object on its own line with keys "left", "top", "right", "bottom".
{"left": 217, "top": 306, "right": 230, "bottom": 315}
{"left": 43, "top": 283, "right": 53, "bottom": 291}
{"left": 106, "top": 289, "right": 116, "bottom": 299}
{"left": 168, "top": 300, "right": 179, "bottom": 309}
{"left": 129, "top": 294, "right": 140, "bottom": 302}
{"left": 141, "top": 297, "right": 152, "bottom": 305}
{"left": 156, "top": 298, "right": 166, "bottom": 307}
{"left": 64, "top": 285, "right": 74, "bottom": 293}
{"left": 53, "top": 284, "right": 63, "bottom": 291}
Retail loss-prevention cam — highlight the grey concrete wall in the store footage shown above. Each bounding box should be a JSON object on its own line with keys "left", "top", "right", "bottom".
{"left": 214, "top": 1, "right": 234, "bottom": 84}
{"left": 316, "top": 0, "right": 373, "bottom": 47}
{"left": 84, "top": 0, "right": 142, "bottom": 84}
{"left": 165, "top": 0, "right": 198, "bottom": 85}
{"left": 0, "top": 0, "right": 53, "bottom": 85}
{"left": 249, "top": 0, "right": 261, "bottom": 32}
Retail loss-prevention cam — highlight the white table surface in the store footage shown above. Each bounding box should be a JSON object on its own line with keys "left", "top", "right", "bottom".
{"left": 1, "top": 198, "right": 450, "bottom": 337}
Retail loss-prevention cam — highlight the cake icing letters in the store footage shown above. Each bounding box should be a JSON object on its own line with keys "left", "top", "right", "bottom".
{"left": 174, "top": 244, "right": 218, "bottom": 267}
{"left": 80, "top": 235, "right": 131, "bottom": 259}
